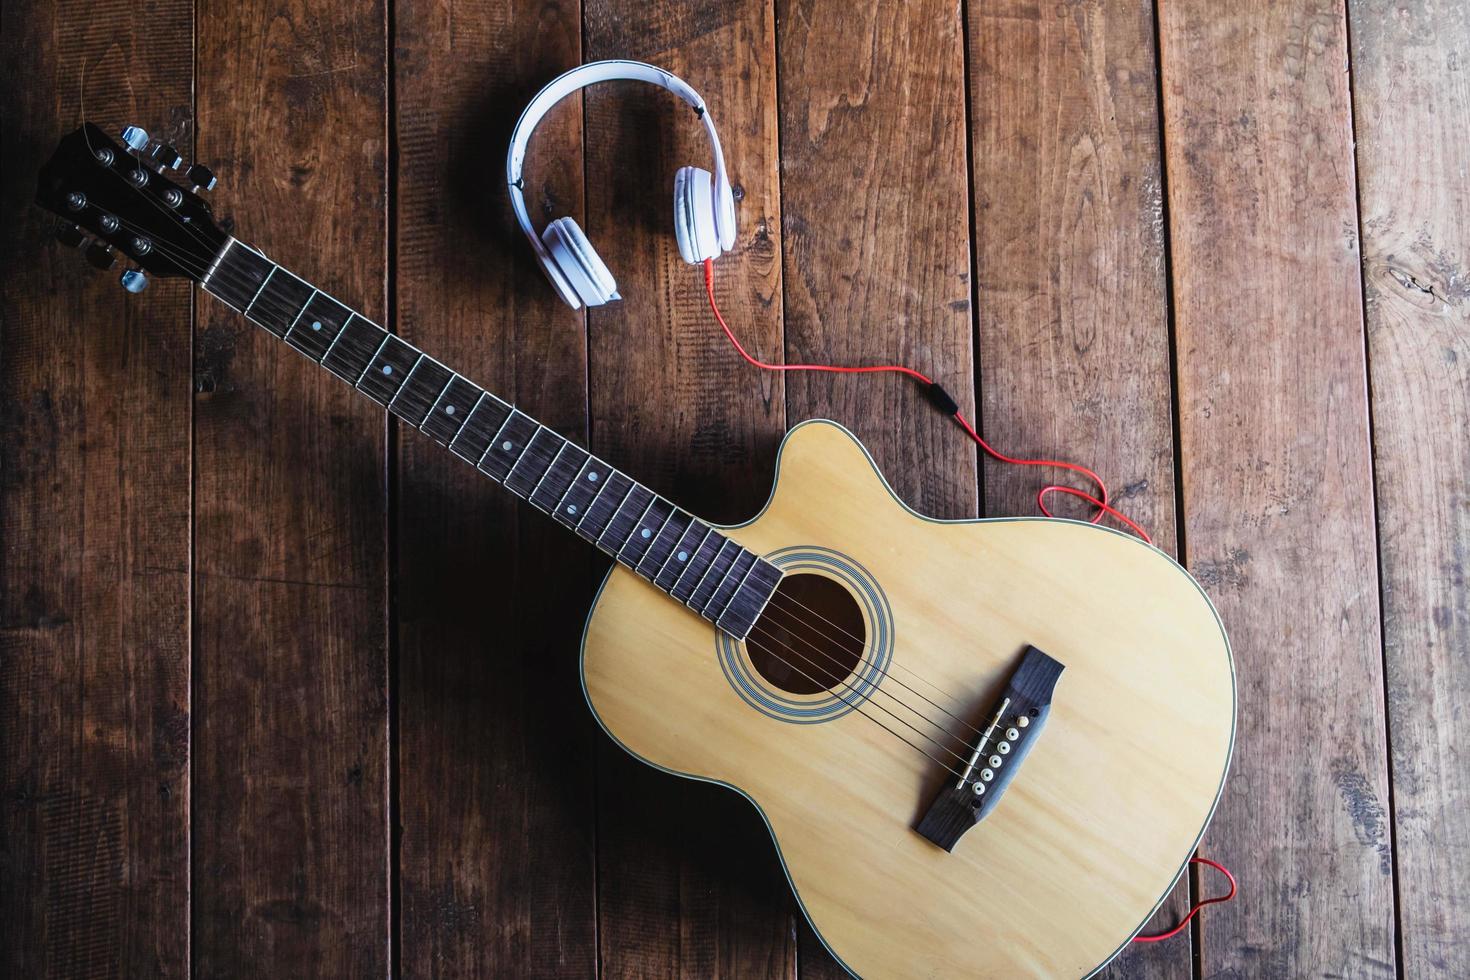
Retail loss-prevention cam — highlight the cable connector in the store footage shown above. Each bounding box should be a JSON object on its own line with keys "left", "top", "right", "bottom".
{"left": 925, "top": 382, "right": 960, "bottom": 417}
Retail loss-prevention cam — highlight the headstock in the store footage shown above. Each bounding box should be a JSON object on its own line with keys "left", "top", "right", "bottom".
{"left": 36, "top": 123, "right": 228, "bottom": 292}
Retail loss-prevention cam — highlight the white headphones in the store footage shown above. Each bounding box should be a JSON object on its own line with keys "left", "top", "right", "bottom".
{"left": 507, "top": 60, "right": 738, "bottom": 309}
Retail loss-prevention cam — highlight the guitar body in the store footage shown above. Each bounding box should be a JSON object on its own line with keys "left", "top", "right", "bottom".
{"left": 583, "top": 420, "right": 1234, "bottom": 978}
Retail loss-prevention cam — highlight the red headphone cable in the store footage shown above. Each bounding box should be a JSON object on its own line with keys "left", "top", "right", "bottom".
{"left": 700, "top": 259, "right": 1152, "bottom": 543}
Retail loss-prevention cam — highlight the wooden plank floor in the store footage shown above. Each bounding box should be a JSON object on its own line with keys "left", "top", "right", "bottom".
{"left": 1, "top": 0, "right": 1465, "bottom": 976}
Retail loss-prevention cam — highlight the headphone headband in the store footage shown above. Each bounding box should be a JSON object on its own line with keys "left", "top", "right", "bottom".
{"left": 506, "top": 60, "right": 738, "bottom": 269}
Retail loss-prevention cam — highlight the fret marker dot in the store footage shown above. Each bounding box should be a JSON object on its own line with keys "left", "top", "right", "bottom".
{"left": 677, "top": 551, "right": 689, "bottom": 562}
{"left": 381, "top": 365, "right": 393, "bottom": 376}
{"left": 311, "top": 320, "right": 322, "bottom": 331}
{"left": 566, "top": 504, "right": 577, "bottom": 515}
{"left": 444, "top": 405, "right": 455, "bottom": 415}
{"left": 501, "top": 440, "right": 513, "bottom": 451}
{"left": 588, "top": 471, "right": 599, "bottom": 482}
{"left": 641, "top": 528, "right": 652, "bottom": 539}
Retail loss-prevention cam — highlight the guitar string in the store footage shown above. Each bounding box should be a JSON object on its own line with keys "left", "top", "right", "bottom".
{"left": 759, "top": 589, "right": 1014, "bottom": 742}
{"left": 740, "top": 621, "right": 973, "bottom": 779}
{"left": 753, "top": 595, "right": 1014, "bottom": 753}
{"left": 75, "top": 172, "right": 1017, "bottom": 771}
{"left": 80, "top": 221, "right": 1018, "bottom": 769}
{"left": 742, "top": 617, "right": 981, "bottom": 767}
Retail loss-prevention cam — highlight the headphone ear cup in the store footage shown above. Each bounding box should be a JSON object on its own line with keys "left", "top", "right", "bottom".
{"left": 542, "top": 217, "right": 619, "bottom": 308}
{"left": 674, "top": 166, "right": 721, "bottom": 264}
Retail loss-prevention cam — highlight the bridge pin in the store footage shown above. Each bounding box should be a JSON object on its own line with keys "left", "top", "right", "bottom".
{"left": 979, "top": 768, "right": 994, "bottom": 782}
{"left": 1016, "top": 715, "right": 1030, "bottom": 728}
{"left": 988, "top": 755, "right": 1003, "bottom": 769}
{"left": 997, "top": 741, "right": 1011, "bottom": 754}
{"left": 1005, "top": 727, "right": 1020, "bottom": 741}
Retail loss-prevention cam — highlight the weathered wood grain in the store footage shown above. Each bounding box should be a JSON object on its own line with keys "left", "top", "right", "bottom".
{"left": 776, "top": 1, "right": 973, "bottom": 971}
{"left": 392, "top": 1, "right": 599, "bottom": 975}
{"left": 0, "top": 1, "right": 193, "bottom": 974}
{"left": 1349, "top": 1, "right": 1470, "bottom": 975}
{"left": 191, "top": 0, "right": 389, "bottom": 973}
{"left": 965, "top": 3, "right": 1187, "bottom": 975}
{"left": 1159, "top": 1, "right": 1395, "bottom": 974}
{"left": 777, "top": 0, "right": 977, "bottom": 525}
{"left": 581, "top": 0, "right": 793, "bottom": 975}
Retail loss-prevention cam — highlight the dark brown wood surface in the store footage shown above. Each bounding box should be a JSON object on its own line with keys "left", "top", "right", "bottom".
{"left": 191, "top": 0, "right": 391, "bottom": 974}
{"left": 1159, "top": 0, "right": 1394, "bottom": 975}
{"left": 1349, "top": 2, "right": 1470, "bottom": 976}
{"left": 0, "top": 1, "right": 193, "bottom": 975}
{"left": 5, "top": 0, "right": 1469, "bottom": 977}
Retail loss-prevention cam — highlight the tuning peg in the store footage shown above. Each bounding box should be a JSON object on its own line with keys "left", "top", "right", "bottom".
{"left": 120, "top": 269, "right": 148, "bottom": 293}
{"left": 120, "top": 125, "right": 149, "bottom": 152}
{"left": 185, "top": 162, "right": 216, "bottom": 191}
{"left": 85, "top": 240, "right": 117, "bottom": 271}
{"left": 150, "top": 142, "right": 183, "bottom": 170}
{"left": 56, "top": 224, "right": 87, "bottom": 248}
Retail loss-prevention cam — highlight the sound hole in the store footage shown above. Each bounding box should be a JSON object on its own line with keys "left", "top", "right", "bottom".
{"left": 747, "top": 573, "right": 866, "bottom": 695}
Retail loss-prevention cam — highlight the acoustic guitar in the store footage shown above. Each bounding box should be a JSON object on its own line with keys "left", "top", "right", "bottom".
{"left": 37, "top": 122, "right": 1235, "bottom": 978}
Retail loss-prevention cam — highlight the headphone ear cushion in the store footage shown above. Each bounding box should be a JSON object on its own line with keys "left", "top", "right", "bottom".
{"left": 674, "top": 166, "right": 721, "bottom": 264}
{"left": 542, "top": 217, "right": 619, "bottom": 307}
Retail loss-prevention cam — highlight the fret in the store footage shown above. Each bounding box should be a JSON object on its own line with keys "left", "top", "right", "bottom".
{"left": 576, "top": 471, "right": 634, "bottom": 544}
{"left": 638, "top": 509, "right": 694, "bottom": 579}
{"left": 203, "top": 240, "right": 274, "bottom": 312}
{"left": 598, "top": 484, "right": 657, "bottom": 557}
{"left": 283, "top": 291, "right": 352, "bottom": 361}
{"left": 480, "top": 412, "right": 541, "bottom": 484}
{"left": 704, "top": 549, "right": 758, "bottom": 622}
{"left": 671, "top": 529, "right": 726, "bottom": 603}
{"left": 200, "top": 243, "right": 787, "bottom": 636}
{"left": 421, "top": 374, "right": 484, "bottom": 446}
{"left": 357, "top": 334, "right": 421, "bottom": 405}
{"left": 504, "top": 426, "right": 565, "bottom": 499}
{"left": 688, "top": 539, "right": 742, "bottom": 613}
{"left": 551, "top": 455, "right": 610, "bottom": 530}
{"left": 655, "top": 520, "right": 713, "bottom": 591}
{"left": 449, "top": 392, "right": 511, "bottom": 464}
{"left": 530, "top": 443, "right": 590, "bottom": 514}
{"left": 717, "top": 558, "right": 784, "bottom": 639}
{"left": 618, "top": 496, "right": 674, "bottom": 570}
{"left": 390, "top": 357, "right": 454, "bottom": 428}
{"left": 242, "top": 265, "right": 277, "bottom": 318}
{"left": 247, "top": 268, "right": 314, "bottom": 339}
{"left": 322, "top": 315, "right": 390, "bottom": 383}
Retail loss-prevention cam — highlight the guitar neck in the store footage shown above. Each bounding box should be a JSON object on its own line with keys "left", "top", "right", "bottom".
{"left": 201, "top": 237, "right": 781, "bottom": 641}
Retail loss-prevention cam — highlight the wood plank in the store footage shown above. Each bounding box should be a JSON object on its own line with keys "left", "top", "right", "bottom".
{"left": 964, "top": 3, "right": 1189, "bottom": 975}
{"left": 392, "top": 5, "right": 599, "bottom": 976}
{"left": 580, "top": 1, "right": 794, "bottom": 975}
{"left": 1158, "top": 1, "right": 1395, "bottom": 974}
{"left": 776, "top": 2, "right": 973, "bottom": 971}
{"left": 0, "top": 3, "right": 193, "bottom": 975}
{"left": 778, "top": 0, "right": 977, "bottom": 525}
{"left": 1348, "top": 2, "right": 1470, "bottom": 975}
{"left": 191, "top": 0, "right": 389, "bottom": 973}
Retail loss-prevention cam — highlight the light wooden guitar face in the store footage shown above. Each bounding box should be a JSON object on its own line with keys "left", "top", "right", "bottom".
{"left": 582, "top": 420, "right": 1234, "bottom": 979}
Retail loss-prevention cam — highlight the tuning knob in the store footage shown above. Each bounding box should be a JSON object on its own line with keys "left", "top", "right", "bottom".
{"left": 56, "top": 224, "right": 87, "bottom": 248}
{"left": 121, "top": 125, "right": 149, "bottom": 152}
{"left": 150, "top": 142, "right": 183, "bottom": 170}
{"left": 120, "top": 269, "right": 148, "bottom": 293}
{"left": 185, "top": 163, "right": 217, "bottom": 191}
{"left": 85, "top": 241, "right": 117, "bottom": 270}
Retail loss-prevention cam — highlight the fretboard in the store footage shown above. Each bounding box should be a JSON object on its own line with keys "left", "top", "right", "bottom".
{"left": 202, "top": 238, "right": 781, "bottom": 640}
